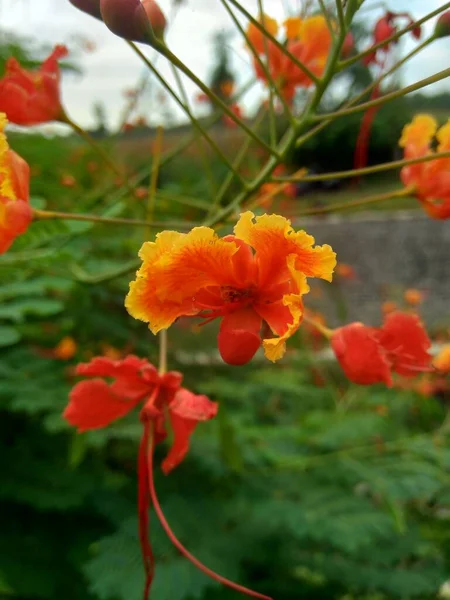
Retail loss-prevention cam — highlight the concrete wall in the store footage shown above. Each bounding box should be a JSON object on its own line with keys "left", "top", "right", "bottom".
{"left": 298, "top": 210, "right": 450, "bottom": 327}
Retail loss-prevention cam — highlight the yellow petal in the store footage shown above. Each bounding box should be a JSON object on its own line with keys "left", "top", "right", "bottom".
{"left": 234, "top": 211, "right": 336, "bottom": 286}
{"left": 399, "top": 114, "right": 437, "bottom": 149}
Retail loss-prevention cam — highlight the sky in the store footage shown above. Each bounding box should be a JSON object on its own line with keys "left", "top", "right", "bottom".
{"left": 0, "top": 0, "right": 448, "bottom": 131}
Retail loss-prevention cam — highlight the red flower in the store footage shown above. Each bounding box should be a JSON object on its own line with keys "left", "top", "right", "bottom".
{"left": 331, "top": 312, "right": 432, "bottom": 386}
{"left": 64, "top": 354, "right": 216, "bottom": 472}
{"left": 0, "top": 46, "right": 68, "bottom": 126}
{"left": 0, "top": 114, "right": 32, "bottom": 254}
{"left": 363, "top": 11, "right": 420, "bottom": 66}
{"left": 64, "top": 355, "right": 271, "bottom": 600}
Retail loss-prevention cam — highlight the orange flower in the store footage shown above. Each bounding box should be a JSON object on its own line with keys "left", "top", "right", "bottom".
{"left": 60, "top": 174, "right": 76, "bottom": 188}
{"left": 0, "top": 114, "right": 32, "bottom": 254}
{"left": 0, "top": 46, "right": 68, "bottom": 125}
{"left": 433, "top": 345, "right": 450, "bottom": 374}
{"left": 126, "top": 212, "right": 336, "bottom": 365}
{"left": 53, "top": 336, "right": 77, "bottom": 360}
{"left": 220, "top": 80, "right": 235, "bottom": 98}
{"left": 404, "top": 288, "right": 424, "bottom": 306}
{"left": 249, "top": 15, "right": 331, "bottom": 101}
{"left": 335, "top": 262, "right": 356, "bottom": 280}
{"left": 399, "top": 114, "right": 450, "bottom": 219}
{"left": 382, "top": 300, "right": 397, "bottom": 315}
{"left": 331, "top": 312, "right": 432, "bottom": 387}
{"left": 246, "top": 14, "right": 278, "bottom": 53}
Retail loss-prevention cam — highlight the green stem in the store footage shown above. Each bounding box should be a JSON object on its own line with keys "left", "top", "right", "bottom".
{"left": 158, "top": 330, "right": 168, "bottom": 375}
{"left": 292, "top": 186, "right": 414, "bottom": 217}
{"left": 272, "top": 150, "right": 450, "bottom": 182}
{"left": 127, "top": 42, "right": 247, "bottom": 181}
{"left": 313, "top": 68, "right": 450, "bottom": 121}
{"left": 205, "top": 6, "right": 349, "bottom": 228}
{"left": 32, "top": 208, "right": 192, "bottom": 229}
{"left": 169, "top": 62, "right": 218, "bottom": 196}
{"left": 208, "top": 110, "right": 267, "bottom": 217}
{"left": 339, "top": 2, "right": 450, "bottom": 69}
{"left": 155, "top": 43, "right": 280, "bottom": 157}
{"left": 335, "top": 0, "right": 345, "bottom": 29}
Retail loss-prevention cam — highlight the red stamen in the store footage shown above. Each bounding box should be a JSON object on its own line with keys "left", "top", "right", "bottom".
{"left": 138, "top": 421, "right": 154, "bottom": 600}
{"left": 146, "top": 444, "right": 273, "bottom": 600}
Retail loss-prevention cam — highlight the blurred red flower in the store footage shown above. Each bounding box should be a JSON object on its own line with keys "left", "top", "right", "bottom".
{"left": 332, "top": 312, "right": 432, "bottom": 386}
{"left": 0, "top": 46, "right": 68, "bottom": 125}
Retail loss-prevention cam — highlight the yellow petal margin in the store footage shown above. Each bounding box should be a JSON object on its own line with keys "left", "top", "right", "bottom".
{"left": 399, "top": 114, "right": 437, "bottom": 149}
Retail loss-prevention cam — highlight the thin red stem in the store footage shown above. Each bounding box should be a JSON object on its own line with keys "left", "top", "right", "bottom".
{"left": 147, "top": 444, "right": 273, "bottom": 600}
{"left": 138, "top": 421, "right": 154, "bottom": 600}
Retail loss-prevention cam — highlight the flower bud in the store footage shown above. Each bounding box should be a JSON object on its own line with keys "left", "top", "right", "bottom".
{"left": 68, "top": 0, "right": 102, "bottom": 20}
{"left": 434, "top": 11, "right": 450, "bottom": 38}
{"left": 100, "top": 0, "right": 166, "bottom": 45}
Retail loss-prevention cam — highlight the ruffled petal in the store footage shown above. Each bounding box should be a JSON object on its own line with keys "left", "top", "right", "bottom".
{"left": 64, "top": 379, "right": 140, "bottom": 431}
{"left": 234, "top": 211, "right": 336, "bottom": 288}
{"left": 126, "top": 227, "right": 245, "bottom": 332}
{"left": 399, "top": 114, "right": 437, "bottom": 151}
{"left": 161, "top": 388, "right": 218, "bottom": 473}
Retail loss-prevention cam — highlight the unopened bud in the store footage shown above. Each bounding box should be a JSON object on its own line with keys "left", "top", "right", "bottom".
{"left": 434, "top": 11, "right": 450, "bottom": 38}
{"left": 100, "top": 0, "right": 166, "bottom": 45}
{"left": 341, "top": 32, "right": 354, "bottom": 58}
{"left": 69, "top": 0, "right": 102, "bottom": 20}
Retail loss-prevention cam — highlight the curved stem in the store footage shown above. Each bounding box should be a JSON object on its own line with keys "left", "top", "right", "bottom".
{"left": 147, "top": 443, "right": 273, "bottom": 600}
{"left": 293, "top": 186, "right": 414, "bottom": 217}
{"left": 313, "top": 68, "right": 450, "bottom": 121}
{"left": 272, "top": 151, "right": 450, "bottom": 183}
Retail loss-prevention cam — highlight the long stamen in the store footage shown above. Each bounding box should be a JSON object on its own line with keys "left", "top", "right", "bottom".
{"left": 138, "top": 421, "right": 154, "bottom": 600}
{"left": 147, "top": 444, "right": 273, "bottom": 600}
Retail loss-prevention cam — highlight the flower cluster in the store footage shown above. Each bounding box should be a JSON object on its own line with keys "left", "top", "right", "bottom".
{"left": 246, "top": 14, "right": 332, "bottom": 100}
{"left": 125, "top": 211, "right": 336, "bottom": 365}
{"left": 399, "top": 114, "right": 450, "bottom": 219}
{"left": 0, "top": 113, "right": 32, "bottom": 254}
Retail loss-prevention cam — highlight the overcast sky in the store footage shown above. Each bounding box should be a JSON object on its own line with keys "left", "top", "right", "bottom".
{"left": 0, "top": 0, "right": 448, "bottom": 131}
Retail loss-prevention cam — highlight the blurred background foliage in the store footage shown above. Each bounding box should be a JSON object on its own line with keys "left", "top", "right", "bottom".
{"left": 1, "top": 16, "right": 450, "bottom": 600}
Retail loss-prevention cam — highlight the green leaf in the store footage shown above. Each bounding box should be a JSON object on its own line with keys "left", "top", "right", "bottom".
{"left": 0, "top": 325, "right": 21, "bottom": 347}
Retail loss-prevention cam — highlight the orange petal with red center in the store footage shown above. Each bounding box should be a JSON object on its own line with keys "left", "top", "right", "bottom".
{"left": 218, "top": 307, "right": 262, "bottom": 366}
{"left": 126, "top": 227, "right": 245, "bottom": 332}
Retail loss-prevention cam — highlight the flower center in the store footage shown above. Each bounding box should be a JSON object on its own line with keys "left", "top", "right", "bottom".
{"left": 220, "top": 285, "right": 255, "bottom": 305}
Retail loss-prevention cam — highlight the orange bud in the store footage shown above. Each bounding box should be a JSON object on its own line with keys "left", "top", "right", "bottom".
{"left": 382, "top": 301, "right": 397, "bottom": 315}
{"left": 404, "top": 288, "right": 424, "bottom": 306}
{"left": 53, "top": 336, "right": 77, "bottom": 360}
